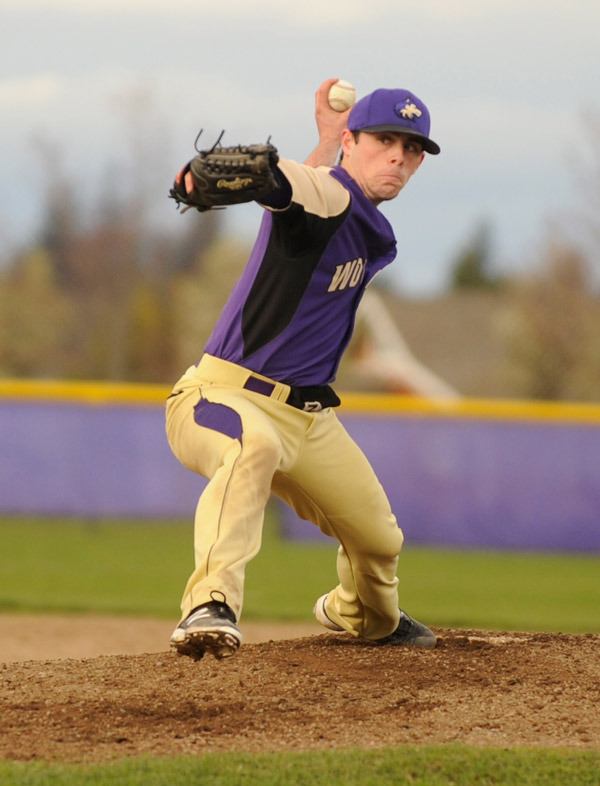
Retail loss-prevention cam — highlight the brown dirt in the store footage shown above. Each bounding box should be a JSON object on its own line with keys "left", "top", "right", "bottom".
{"left": 0, "top": 615, "right": 599, "bottom": 763}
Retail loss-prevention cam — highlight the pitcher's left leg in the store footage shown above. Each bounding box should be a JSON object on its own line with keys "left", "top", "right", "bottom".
{"left": 273, "top": 409, "right": 403, "bottom": 640}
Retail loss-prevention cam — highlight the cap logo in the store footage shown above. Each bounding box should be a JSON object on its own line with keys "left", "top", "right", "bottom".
{"left": 397, "top": 100, "right": 422, "bottom": 121}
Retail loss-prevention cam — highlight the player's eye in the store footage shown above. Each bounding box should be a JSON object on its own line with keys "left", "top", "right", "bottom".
{"left": 404, "top": 140, "right": 422, "bottom": 154}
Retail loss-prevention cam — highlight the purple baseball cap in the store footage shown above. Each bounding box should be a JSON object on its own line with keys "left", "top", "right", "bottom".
{"left": 348, "top": 88, "right": 441, "bottom": 155}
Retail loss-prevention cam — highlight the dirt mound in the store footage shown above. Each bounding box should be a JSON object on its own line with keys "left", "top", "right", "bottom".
{"left": 1, "top": 629, "right": 599, "bottom": 763}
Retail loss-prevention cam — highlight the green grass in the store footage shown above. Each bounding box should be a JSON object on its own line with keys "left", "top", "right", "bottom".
{"left": 1, "top": 746, "right": 599, "bottom": 786}
{"left": 0, "top": 512, "right": 599, "bottom": 632}
{"left": 1, "top": 517, "right": 599, "bottom": 784}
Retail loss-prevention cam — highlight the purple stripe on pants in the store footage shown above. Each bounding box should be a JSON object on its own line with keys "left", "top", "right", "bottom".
{"left": 193, "top": 399, "right": 243, "bottom": 441}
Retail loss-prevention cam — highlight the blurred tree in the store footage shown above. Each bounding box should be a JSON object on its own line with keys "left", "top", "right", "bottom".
{"left": 0, "top": 85, "right": 241, "bottom": 383}
{"left": 170, "top": 210, "right": 221, "bottom": 273}
{"left": 169, "top": 237, "right": 250, "bottom": 371}
{"left": 0, "top": 248, "right": 75, "bottom": 376}
{"left": 501, "top": 242, "right": 600, "bottom": 401}
{"left": 34, "top": 137, "right": 81, "bottom": 289}
{"left": 499, "top": 110, "right": 600, "bottom": 401}
{"left": 449, "top": 221, "right": 501, "bottom": 290}
{"left": 575, "top": 112, "right": 600, "bottom": 259}
{"left": 567, "top": 111, "right": 600, "bottom": 313}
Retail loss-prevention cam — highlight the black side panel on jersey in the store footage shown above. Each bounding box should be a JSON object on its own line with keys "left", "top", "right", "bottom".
{"left": 241, "top": 203, "right": 349, "bottom": 359}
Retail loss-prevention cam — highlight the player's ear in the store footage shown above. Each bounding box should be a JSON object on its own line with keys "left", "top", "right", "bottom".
{"left": 340, "top": 129, "right": 355, "bottom": 158}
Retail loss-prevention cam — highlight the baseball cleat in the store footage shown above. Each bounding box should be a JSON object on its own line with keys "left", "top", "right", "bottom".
{"left": 313, "top": 593, "right": 344, "bottom": 632}
{"left": 373, "top": 610, "right": 437, "bottom": 649}
{"left": 170, "top": 599, "right": 242, "bottom": 660}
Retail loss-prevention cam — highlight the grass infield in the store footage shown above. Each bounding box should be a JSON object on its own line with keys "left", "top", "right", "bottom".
{"left": 1, "top": 746, "right": 600, "bottom": 786}
{"left": 0, "top": 513, "right": 599, "bottom": 632}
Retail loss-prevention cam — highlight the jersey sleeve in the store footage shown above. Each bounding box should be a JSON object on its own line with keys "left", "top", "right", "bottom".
{"left": 262, "top": 159, "right": 350, "bottom": 218}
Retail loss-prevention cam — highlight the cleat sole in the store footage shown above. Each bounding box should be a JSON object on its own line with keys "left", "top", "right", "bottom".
{"left": 171, "top": 628, "right": 241, "bottom": 660}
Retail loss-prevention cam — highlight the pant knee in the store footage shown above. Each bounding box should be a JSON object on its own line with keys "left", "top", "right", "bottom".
{"left": 346, "top": 521, "right": 404, "bottom": 561}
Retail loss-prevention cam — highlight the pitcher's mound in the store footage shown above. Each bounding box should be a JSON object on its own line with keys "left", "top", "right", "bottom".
{"left": 1, "top": 629, "right": 599, "bottom": 763}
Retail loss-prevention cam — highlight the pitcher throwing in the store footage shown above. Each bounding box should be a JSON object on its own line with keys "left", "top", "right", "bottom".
{"left": 166, "top": 78, "right": 441, "bottom": 660}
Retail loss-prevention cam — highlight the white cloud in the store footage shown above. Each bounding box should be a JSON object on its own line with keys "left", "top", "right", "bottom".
{"left": 5, "top": 0, "right": 384, "bottom": 25}
{"left": 0, "top": 74, "right": 63, "bottom": 107}
{"left": 8, "top": 0, "right": 600, "bottom": 20}
{"left": 436, "top": 96, "right": 576, "bottom": 163}
{"left": 2, "top": 0, "right": 599, "bottom": 294}
{"left": 404, "top": 0, "right": 598, "bottom": 18}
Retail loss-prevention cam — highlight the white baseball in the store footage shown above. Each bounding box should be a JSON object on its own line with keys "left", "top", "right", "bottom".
{"left": 327, "top": 79, "right": 356, "bottom": 112}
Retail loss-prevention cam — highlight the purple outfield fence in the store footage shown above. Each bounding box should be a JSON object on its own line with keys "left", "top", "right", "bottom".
{"left": 279, "top": 414, "right": 600, "bottom": 552}
{"left": 1, "top": 382, "right": 599, "bottom": 552}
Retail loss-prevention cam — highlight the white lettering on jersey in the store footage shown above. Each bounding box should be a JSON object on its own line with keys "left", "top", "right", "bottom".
{"left": 327, "top": 258, "right": 366, "bottom": 292}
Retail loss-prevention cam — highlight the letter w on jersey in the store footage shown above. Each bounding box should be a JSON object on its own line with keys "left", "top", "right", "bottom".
{"left": 327, "top": 258, "right": 366, "bottom": 292}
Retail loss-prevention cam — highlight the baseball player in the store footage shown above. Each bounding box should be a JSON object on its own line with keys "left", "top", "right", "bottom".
{"left": 166, "top": 78, "right": 441, "bottom": 660}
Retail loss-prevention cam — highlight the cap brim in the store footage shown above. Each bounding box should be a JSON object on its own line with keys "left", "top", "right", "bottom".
{"left": 358, "top": 125, "right": 441, "bottom": 155}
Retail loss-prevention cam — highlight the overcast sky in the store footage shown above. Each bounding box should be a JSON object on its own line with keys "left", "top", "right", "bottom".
{"left": 1, "top": 0, "right": 598, "bottom": 295}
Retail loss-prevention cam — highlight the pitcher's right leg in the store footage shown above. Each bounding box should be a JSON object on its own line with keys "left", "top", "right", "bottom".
{"left": 166, "top": 387, "right": 284, "bottom": 659}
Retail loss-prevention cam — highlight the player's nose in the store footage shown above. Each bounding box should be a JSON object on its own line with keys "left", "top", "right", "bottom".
{"left": 388, "top": 144, "right": 405, "bottom": 164}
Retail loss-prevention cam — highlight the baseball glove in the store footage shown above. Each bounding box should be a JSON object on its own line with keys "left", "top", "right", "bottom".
{"left": 169, "top": 138, "right": 280, "bottom": 213}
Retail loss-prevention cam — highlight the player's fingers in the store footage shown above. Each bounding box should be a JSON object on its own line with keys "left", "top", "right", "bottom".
{"left": 184, "top": 170, "right": 195, "bottom": 194}
{"left": 315, "top": 77, "right": 339, "bottom": 102}
{"left": 174, "top": 164, "right": 196, "bottom": 195}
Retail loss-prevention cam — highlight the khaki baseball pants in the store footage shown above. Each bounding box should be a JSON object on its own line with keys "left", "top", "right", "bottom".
{"left": 165, "top": 354, "right": 403, "bottom": 640}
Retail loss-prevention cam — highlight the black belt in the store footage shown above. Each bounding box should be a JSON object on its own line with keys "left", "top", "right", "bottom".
{"left": 243, "top": 376, "right": 341, "bottom": 412}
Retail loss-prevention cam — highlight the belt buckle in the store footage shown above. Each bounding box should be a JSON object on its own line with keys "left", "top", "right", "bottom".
{"left": 302, "top": 400, "right": 323, "bottom": 412}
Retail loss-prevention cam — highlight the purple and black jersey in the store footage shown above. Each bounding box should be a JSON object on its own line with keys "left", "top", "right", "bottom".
{"left": 204, "top": 160, "right": 397, "bottom": 387}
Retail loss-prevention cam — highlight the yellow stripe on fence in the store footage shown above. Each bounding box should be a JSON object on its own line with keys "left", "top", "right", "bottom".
{"left": 1, "top": 379, "right": 600, "bottom": 424}
{"left": 0, "top": 379, "right": 170, "bottom": 406}
{"left": 340, "top": 392, "right": 600, "bottom": 424}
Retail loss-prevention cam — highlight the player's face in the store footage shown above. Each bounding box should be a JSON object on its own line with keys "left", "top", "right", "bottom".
{"left": 340, "top": 131, "right": 425, "bottom": 204}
